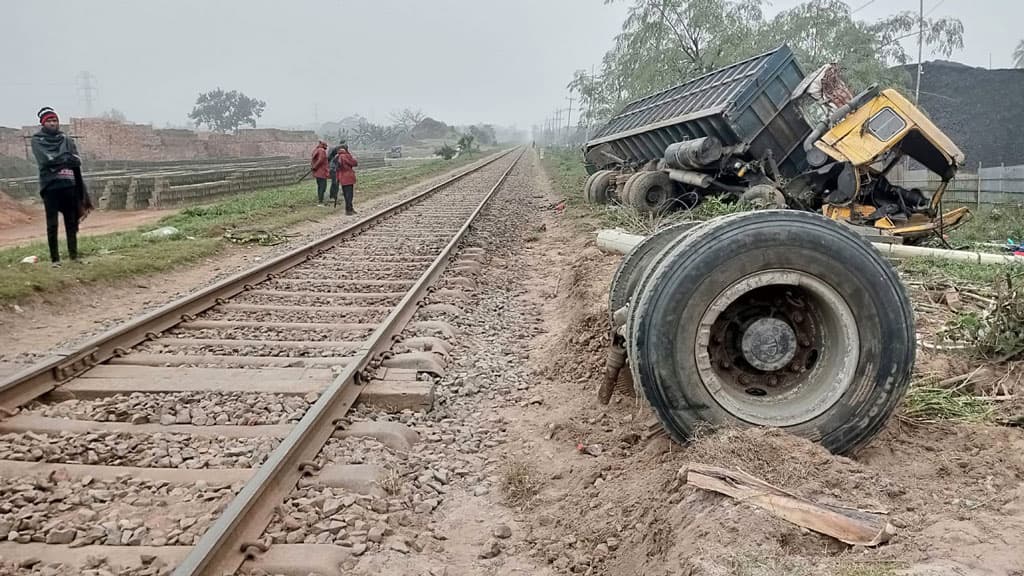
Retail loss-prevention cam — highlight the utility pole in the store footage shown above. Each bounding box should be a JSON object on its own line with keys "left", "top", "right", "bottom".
{"left": 566, "top": 93, "right": 574, "bottom": 140}
{"left": 554, "top": 109, "right": 563, "bottom": 145}
{"left": 77, "top": 71, "right": 97, "bottom": 117}
{"left": 914, "top": 0, "right": 923, "bottom": 103}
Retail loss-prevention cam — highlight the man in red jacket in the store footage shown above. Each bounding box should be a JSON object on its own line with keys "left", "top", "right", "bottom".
{"left": 335, "top": 143, "right": 359, "bottom": 215}
{"left": 310, "top": 140, "right": 329, "bottom": 206}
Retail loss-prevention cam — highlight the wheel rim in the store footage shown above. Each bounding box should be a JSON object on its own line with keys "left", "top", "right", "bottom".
{"left": 645, "top": 184, "right": 668, "bottom": 207}
{"left": 693, "top": 269, "right": 860, "bottom": 427}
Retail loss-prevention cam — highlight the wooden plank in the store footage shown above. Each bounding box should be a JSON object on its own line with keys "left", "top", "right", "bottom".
{"left": 49, "top": 366, "right": 332, "bottom": 399}
{"left": 682, "top": 463, "right": 895, "bottom": 547}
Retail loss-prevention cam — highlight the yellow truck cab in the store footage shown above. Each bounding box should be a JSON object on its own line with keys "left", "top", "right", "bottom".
{"left": 814, "top": 88, "right": 970, "bottom": 240}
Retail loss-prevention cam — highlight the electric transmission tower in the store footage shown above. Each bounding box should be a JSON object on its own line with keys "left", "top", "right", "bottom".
{"left": 76, "top": 71, "right": 97, "bottom": 117}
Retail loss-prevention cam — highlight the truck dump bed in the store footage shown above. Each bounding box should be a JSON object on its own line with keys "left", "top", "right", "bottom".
{"left": 584, "top": 45, "right": 812, "bottom": 176}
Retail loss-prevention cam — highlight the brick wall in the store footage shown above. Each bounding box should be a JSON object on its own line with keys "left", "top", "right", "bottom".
{"left": 0, "top": 119, "right": 318, "bottom": 163}
{"left": 0, "top": 127, "right": 27, "bottom": 159}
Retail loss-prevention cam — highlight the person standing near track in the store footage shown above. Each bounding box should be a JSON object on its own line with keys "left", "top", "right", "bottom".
{"left": 31, "top": 107, "right": 92, "bottom": 267}
{"left": 310, "top": 140, "right": 329, "bottom": 206}
{"left": 335, "top": 143, "right": 359, "bottom": 215}
{"left": 327, "top": 141, "right": 341, "bottom": 205}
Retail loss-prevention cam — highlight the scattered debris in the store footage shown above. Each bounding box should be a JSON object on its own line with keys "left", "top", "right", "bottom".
{"left": 223, "top": 229, "right": 297, "bottom": 246}
{"left": 681, "top": 463, "right": 896, "bottom": 547}
{"left": 19, "top": 255, "right": 38, "bottom": 264}
{"left": 141, "top": 226, "right": 181, "bottom": 239}
{"left": 501, "top": 457, "right": 540, "bottom": 507}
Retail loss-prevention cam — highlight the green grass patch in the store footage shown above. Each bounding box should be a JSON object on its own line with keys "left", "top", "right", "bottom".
{"left": 0, "top": 155, "right": 483, "bottom": 303}
{"left": 947, "top": 204, "right": 1024, "bottom": 248}
{"left": 895, "top": 257, "right": 1019, "bottom": 286}
{"left": 902, "top": 384, "right": 994, "bottom": 423}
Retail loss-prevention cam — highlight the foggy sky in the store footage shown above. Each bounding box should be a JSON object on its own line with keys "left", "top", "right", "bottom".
{"left": 1, "top": 0, "right": 1019, "bottom": 131}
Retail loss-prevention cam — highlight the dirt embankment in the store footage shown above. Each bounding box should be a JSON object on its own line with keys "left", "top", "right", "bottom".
{"left": 511, "top": 160, "right": 1024, "bottom": 575}
{"left": 0, "top": 191, "right": 33, "bottom": 229}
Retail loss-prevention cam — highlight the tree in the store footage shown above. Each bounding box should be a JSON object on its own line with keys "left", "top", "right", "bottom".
{"left": 435, "top": 143, "right": 458, "bottom": 160}
{"left": 457, "top": 133, "right": 476, "bottom": 153}
{"left": 468, "top": 124, "right": 497, "bottom": 146}
{"left": 1015, "top": 40, "right": 1024, "bottom": 68}
{"left": 389, "top": 108, "right": 426, "bottom": 134}
{"left": 575, "top": 0, "right": 964, "bottom": 125}
{"left": 188, "top": 88, "right": 266, "bottom": 133}
{"left": 100, "top": 108, "right": 127, "bottom": 122}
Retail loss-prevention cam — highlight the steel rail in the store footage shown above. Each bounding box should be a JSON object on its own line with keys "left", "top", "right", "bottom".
{"left": 0, "top": 148, "right": 516, "bottom": 414}
{"left": 172, "top": 147, "right": 526, "bottom": 575}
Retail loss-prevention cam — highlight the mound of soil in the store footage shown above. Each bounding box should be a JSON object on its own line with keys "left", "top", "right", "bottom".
{"left": 518, "top": 166, "right": 1024, "bottom": 575}
{"left": 0, "top": 190, "right": 34, "bottom": 228}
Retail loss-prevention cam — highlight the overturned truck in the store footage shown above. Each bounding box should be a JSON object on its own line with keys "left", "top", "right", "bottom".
{"left": 583, "top": 45, "right": 969, "bottom": 242}
{"left": 589, "top": 46, "right": 947, "bottom": 454}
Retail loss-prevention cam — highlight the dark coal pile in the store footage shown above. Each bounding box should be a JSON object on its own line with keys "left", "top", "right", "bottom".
{"left": 896, "top": 61, "right": 1024, "bottom": 166}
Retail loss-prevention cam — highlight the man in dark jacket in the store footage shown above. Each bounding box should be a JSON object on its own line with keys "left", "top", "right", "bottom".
{"left": 327, "top": 141, "right": 342, "bottom": 204}
{"left": 30, "top": 107, "right": 91, "bottom": 266}
{"left": 335, "top": 144, "right": 359, "bottom": 215}
{"left": 311, "top": 140, "right": 329, "bottom": 206}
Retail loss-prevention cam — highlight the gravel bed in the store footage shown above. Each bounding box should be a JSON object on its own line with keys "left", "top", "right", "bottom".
{"left": 312, "top": 245, "right": 450, "bottom": 259}
{"left": 202, "top": 308, "right": 389, "bottom": 325}
{"left": 29, "top": 391, "right": 316, "bottom": 426}
{"left": 0, "top": 431, "right": 278, "bottom": 468}
{"left": 231, "top": 292, "right": 401, "bottom": 308}
{"left": 3, "top": 557, "right": 174, "bottom": 576}
{"left": 282, "top": 264, "right": 429, "bottom": 281}
{"left": 262, "top": 279, "right": 415, "bottom": 294}
{"left": 166, "top": 326, "right": 375, "bottom": 342}
{"left": 134, "top": 341, "right": 357, "bottom": 359}
{"left": 254, "top": 154, "right": 540, "bottom": 572}
{"left": 0, "top": 473, "right": 239, "bottom": 549}
{"left": 328, "top": 236, "right": 453, "bottom": 249}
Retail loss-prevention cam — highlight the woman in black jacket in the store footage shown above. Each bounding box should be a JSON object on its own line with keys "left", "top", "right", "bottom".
{"left": 30, "top": 107, "right": 92, "bottom": 266}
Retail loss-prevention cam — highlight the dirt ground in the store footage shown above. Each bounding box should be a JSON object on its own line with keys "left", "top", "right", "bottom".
{"left": 3, "top": 151, "right": 1023, "bottom": 575}
{"left": 375, "top": 151, "right": 1022, "bottom": 576}
{"left": 501, "top": 160, "right": 1024, "bottom": 575}
{"left": 0, "top": 192, "right": 34, "bottom": 230}
{"left": 0, "top": 200, "right": 176, "bottom": 249}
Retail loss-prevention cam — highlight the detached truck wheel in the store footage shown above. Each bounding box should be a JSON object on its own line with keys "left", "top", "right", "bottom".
{"left": 607, "top": 220, "right": 700, "bottom": 328}
{"left": 627, "top": 210, "right": 914, "bottom": 454}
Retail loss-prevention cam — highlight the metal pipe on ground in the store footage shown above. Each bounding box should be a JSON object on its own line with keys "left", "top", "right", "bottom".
{"left": 595, "top": 229, "right": 1021, "bottom": 266}
{"left": 666, "top": 169, "right": 711, "bottom": 188}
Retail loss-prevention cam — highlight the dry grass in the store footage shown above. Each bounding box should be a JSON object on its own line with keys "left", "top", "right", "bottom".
{"left": 501, "top": 456, "right": 541, "bottom": 507}
{"left": 379, "top": 468, "right": 403, "bottom": 495}
{"left": 682, "top": 427, "right": 828, "bottom": 488}
{"left": 935, "top": 269, "right": 1024, "bottom": 361}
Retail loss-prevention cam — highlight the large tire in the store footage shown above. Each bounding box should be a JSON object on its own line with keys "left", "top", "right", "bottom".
{"left": 583, "top": 171, "right": 601, "bottom": 204}
{"left": 607, "top": 221, "right": 701, "bottom": 329}
{"left": 625, "top": 171, "right": 673, "bottom": 213}
{"left": 587, "top": 170, "right": 616, "bottom": 205}
{"left": 627, "top": 210, "right": 914, "bottom": 454}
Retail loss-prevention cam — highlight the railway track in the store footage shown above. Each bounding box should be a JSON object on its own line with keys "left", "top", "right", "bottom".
{"left": 0, "top": 147, "right": 525, "bottom": 575}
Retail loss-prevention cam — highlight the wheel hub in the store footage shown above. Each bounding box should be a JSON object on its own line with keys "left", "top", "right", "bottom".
{"left": 740, "top": 317, "right": 797, "bottom": 371}
{"left": 694, "top": 269, "right": 860, "bottom": 427}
